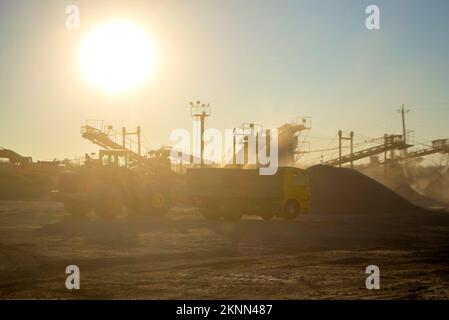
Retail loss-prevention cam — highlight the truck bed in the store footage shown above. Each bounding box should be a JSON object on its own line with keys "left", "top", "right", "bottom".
{"left": 186, "top": 168, "right": 283, "bottom": 199}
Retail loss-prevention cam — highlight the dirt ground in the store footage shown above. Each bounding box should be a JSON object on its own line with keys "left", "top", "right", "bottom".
{"left": 1, "top": 200, "right": 449, "bottom": 299}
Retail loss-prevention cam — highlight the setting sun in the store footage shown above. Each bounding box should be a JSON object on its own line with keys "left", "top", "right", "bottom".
{"left": 80, "top": 21, "right": 156, "bottom": 93}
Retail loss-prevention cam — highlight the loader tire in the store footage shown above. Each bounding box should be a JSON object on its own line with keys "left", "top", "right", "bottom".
{"left": 92, "top": 186, "right": 123, "bottom": 218}
{"left": 132, "top": 193, "right": 169, "bottom": 216}
{"left": 149, "top": 192, "right": 169, "bottom": 215}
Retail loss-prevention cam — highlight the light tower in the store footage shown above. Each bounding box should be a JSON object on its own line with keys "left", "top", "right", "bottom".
{"left": 190, "top": 100, "right": 211, "bottom": 168}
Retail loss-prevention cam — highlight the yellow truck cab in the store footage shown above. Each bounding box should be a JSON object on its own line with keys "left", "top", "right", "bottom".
{"left": 186, "top": 167, "right": 311, "bottom": 220}
{"left": 281, "top": 167, "right": 311, "bottom": 219}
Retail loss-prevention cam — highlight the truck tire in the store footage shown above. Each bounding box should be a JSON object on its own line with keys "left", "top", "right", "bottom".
{"left": 222, "top": 208, "right": 243, "bottom": 221}
{"left": 200, "top": 201, "right": 221, "bottom": 220}
{"left": 283, "top": 200, "right": 300, "bottom": 220}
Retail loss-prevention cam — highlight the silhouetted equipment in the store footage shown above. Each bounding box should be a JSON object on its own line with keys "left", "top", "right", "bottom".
{"left": 381, "top": 139, "right": 449, "bottom": 164}
{"left": 0, "top": 147, "right": 57, "bottom": 200}
{"left": 63, "top": 109, "right": 314, "bottom": 220}
{"left": 54, "top": 120, "right": 179, "bottom": 217}
{"left": 81, "top": 120, "right": 150, "bottom": 166}
{"left": 324, "top": 134, "right": 411, "bottom": 167}
{"left": 54, "top": 148, "right": 176, "bottom": 217}
{"left": 55, "top": 103, "right": 444, "bottom": 220}
{"left": 0, "top": 147, "right": 32, "bottom": 166}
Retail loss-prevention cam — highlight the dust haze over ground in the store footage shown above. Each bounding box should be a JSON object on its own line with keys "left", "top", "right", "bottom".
{"left": 1, "top": 166, "right": 449, "bottom": 299}
{"left": 359, "top": 164, "right": 449, "bottom": 208}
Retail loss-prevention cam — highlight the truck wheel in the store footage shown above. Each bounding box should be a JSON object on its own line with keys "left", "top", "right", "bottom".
{"left": 283, "top": 201, "right": 299, "bottom": 220}
{"left": 222, "top": 206, "right": 243, "bottom": 221}
{"left": 223, "top": 210, "right": 243, "bottom": 221}
{"left": 200, "top": 202, "right": 221, "bottom": 220}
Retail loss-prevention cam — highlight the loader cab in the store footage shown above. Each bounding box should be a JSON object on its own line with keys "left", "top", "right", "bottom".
{"left": 99, "top": 149, "right": 130, "bottom": 168}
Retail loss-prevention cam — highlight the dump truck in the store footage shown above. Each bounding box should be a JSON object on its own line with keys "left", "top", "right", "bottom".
{"left": 53, "top": 149, "right": 178, "bottom": 217}
{"left": 186, "top": 167, "right": 311, "bottom": 220}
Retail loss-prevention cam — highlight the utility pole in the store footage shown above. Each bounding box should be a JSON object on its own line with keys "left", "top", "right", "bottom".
{"left": 383, "top": 134, "right": 388, "bottom": 177}
{"left": 338, "top": 130, "right": 342, "bottom": 167}
{"left": 232, "top": 128, "right": 236, "bottom": 165}
{"left": 349, "top": 131, "right": 354, "bottom": 168}
{"left": 137, "top": 126, "right": 141, "bottom": 156}
{"left": 338, "top": 130, "right": 354, "bottom": 168}
{"left": 397, "top": 104, "right": 410, "bottom": 144}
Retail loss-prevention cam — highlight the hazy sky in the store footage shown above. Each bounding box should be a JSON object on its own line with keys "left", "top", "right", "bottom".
{"left": 0, "top": 0, "right": 448, "bottom": 164}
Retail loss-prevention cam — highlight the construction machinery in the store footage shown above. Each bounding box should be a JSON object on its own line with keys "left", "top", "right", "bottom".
{"left": 53, "top": 120, "right": 180, "bottom": 217}
{"left": 323, "top": 134, "right": 411, "bottom": 167}
{"left": 54, "top": 112, "right": 311, "bottom": 219}
{"left": 54, "top": 148, "right": 178, "bottom": 217}
{"left": 186, "top": 167, "right": 311, "bottom": 220}
{"left": 0, "top": 147, "right": 33, "bottom": 166}
{"left": 381, "top": 139, "right": 449, "bottom": 165}
{"left": 0, "top": 147, "right": 64, "bottom": 200}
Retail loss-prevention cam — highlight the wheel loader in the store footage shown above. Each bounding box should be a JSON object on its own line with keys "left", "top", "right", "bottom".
{"left": 53, "top": 149, "right": 178, "bottom": 217}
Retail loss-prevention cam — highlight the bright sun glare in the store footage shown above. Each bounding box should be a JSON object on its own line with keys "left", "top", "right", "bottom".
{"left": 80, "top": 21, "right": 156, "bottom": 93}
